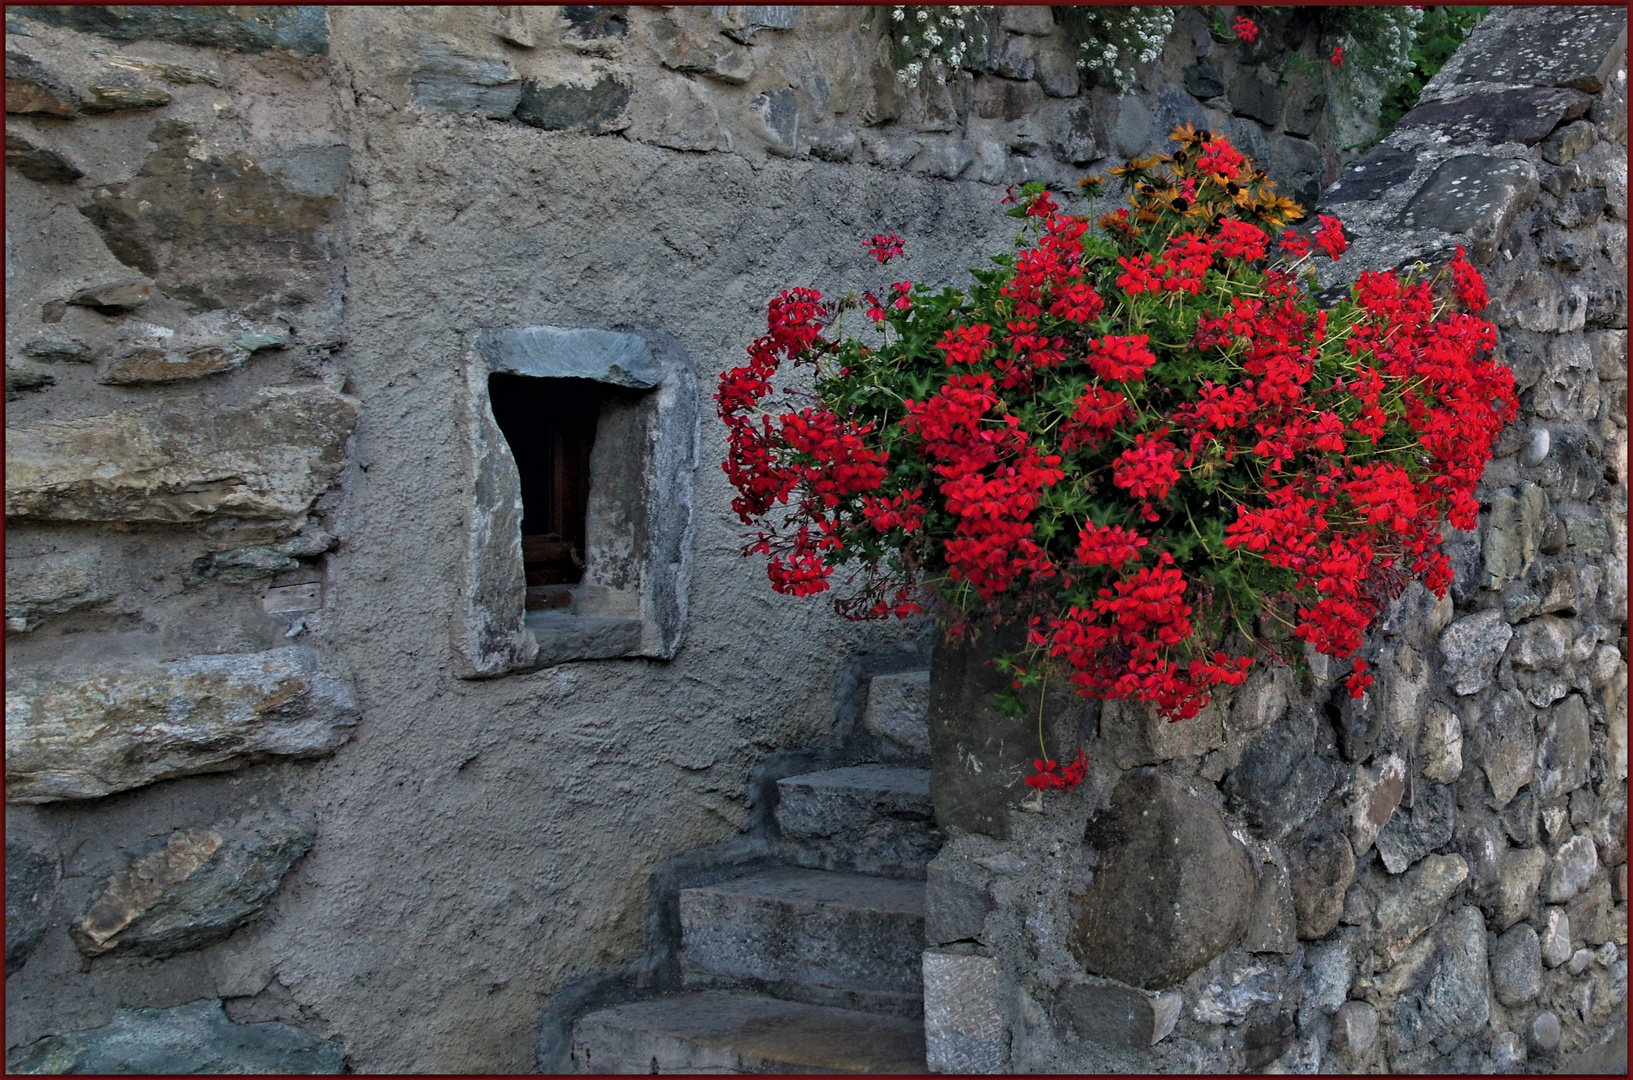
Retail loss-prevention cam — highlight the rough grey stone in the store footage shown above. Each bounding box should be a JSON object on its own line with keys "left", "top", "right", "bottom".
{"left": 1183, "top": 63, "right": 1224, "bottom": 100}
{"left": 1269, "top": 133, "right": 1326, "bottom": 210}
{"left": 990, "top": 33, "right": 1035, "bottom": 81}
{"left": 1191, "top": 963, "right": 1279, "bottom": 1025}
{"left": 1534, "top": 694, "right": 1593, "bottom": 801}
{"left": 1303, "top": 931, "right": 1356, "bottom": 1017}
{"left": 863, "top": 671, "right": 930, "bottom": 752}
{"left": 1492, "top": 1030, "right": 1527, "bottom": 1071}
{"left": 923, "top": 950, "right": 1006, "bottom": 1073}
{"left": 6, "top": 841, "right": 58, "bottom": 975}
{"left": 1102, "top": 694, "right": 1227, "bottom": 768}
{"left": 924, "top": 861, "right": 993, "bottom": 945}
{"left": 1527, "top": 1010, "right": 1562, "bottom": 1055}
{"left": 1224, "top": 713, "right": 1339, "bottom": 841}
{"left": 73, "top": 815, "right": 313, "bottom": 958}
{"left": 1330, "top": 1000, "right": 1377, "bottom": 1058}
{"left": 1567, "top": 946, "right": 1595, "bottom": 974}
{"left": 1228, "top": 66, "right": 1282, "bottom": 127}
{"left": 1543, "top": 834, "right": 1598, "bottom": 903}
{"left": 410, "top": 37, "right": 521, "bottom": 119}
{"left": 1397, "top": 155, "right": 1540, "bottom": 264}
{"left": 1543, "top": 120, "right": 1598, "bottom": 166}
{"left": 1243, "top": 1010, "right": 1299, "bottom": 1070}
{"left": 515, "top": 75, "right": 631, "bottom": 134}
{"left": 1242, "top": 861, "right": 1297, "bottom": 954}
{"left": 1390, "top": 906, "right": 1489, "bottom": 1055}
{"left": 653, "top": 18, "right": 753, "bottom": 85}
{"left": 571, "top": 991, "right": 925, "bottom": 1074}
{"left": 6, "top": 385, "right": 358, "bottom": 524}
{"left": 1483, "top": 482, "right": 1547, "bottom": 588}
{"left": 1053, "top": 981, "right": 1179, "bottom": 1050}
{"left": 1473, "top": 690, "right": 1538, "bottom": 808}
{"left": 4, "top": 51, "right": 79, "bottom": 115}
{"left": 1441, "top": 610, "right": 1515, "bottom": 695}
{"left": 6, "top": 365, "right": 55, "bottom": 400}
{"left": 1350, "top": 754, "right": 1407, "bottom": 858}
{"left": 1375, "top": 782, "right": 1456, "bottom": 875}
{"left": 1110, "top": 94, "right": 1157, "bottom": 160}
{"left": 83, "top": 83, "right": 173, "bottom": 112}
{"left": 776, "top": 766, "right": 940, "bottom": 878}
{"left": 19, "top": 338, "right": 92, "bottom": 363}
{"left": 11, "top": 6, "right": 329, "bottom": 56}
{"left": 1290, "top": 830, "right": 1356, "bottom": 942}
{"left": 1541, "top": 907, "right": 1572, "bottom": 967}
{"left": 1069, "top": 770, "right": 1256, "bottom": 990}
{"left": 1500, "top": 790, "right": 1539, "bottom": 848}
{"left": 4, "top": 548, "right": 107, "bottom": 618}
{"left": 1045, "top": 100, "right": 1097, "bottom": 164}
{"left": 1566, "top": 878, "right": 1614, "bottom": 944}
{"left": 1374, "top": 854, "right": 1469, "bottom": 961}
{"left": 1032, "top": 38, "right": 1078, "bottom": 98}
{"left": 9, "top": 998, "right": 344, "bottom": 1074}
{"left": 1397, "top": 88, "right": 1592, "bottom": 147}
{"left": 98, "top": 342, "right": 250, "bottom": 385}
{"left": 474, "top": 327, "right": 657, "bottom": 388}
{"left": 1419, "top": 702, "right": 1464, "bottom": 784}
{"left": 680, "top": 868, "right": 924, "bottom": 1013}
{"left": 5, "top": 647, "right": 358, "bottom": 803}
{"left": 1485, "top": 846, "right": 1548, "bottom": 931}
{"left": 1492, "top": 922, "right": 1544, "bottom": 1005}
{"left": 999, "top": 6, "right": 1054, "bottom": 36}
{"left": 1322, "top": 144, "right": 1417, "bottom": 206}
{"left": 5, "top": 132, "right": 84, "bottom": 183}
{"left": 67, "top": 277, "right": 152, "bottom": 310}
{"left": 1446, "top": 6, "right": 1626, "bottom": 93}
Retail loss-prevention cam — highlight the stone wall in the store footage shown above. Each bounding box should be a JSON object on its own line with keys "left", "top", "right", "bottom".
{"left": 4, "top": 4, "right": 1372, "bottom": 1073}
{"left": 920, "top": 6, "right": 1627, "bottom": 1075}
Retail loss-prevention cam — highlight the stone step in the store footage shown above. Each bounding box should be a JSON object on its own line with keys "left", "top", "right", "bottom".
{"left": 862, "top": 671, "right": 930, "bottom": 753}
{"left": 775, "top": 765, "right": 941, "bottom": 878}
{"left": 679, "top": 868, "right": 926, "bottom": 1016}
{"left": 571, "top": 991, "right": 926, "bottom": 1074}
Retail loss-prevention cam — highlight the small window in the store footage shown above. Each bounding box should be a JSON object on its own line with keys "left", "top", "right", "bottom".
{"left": 486, "top": 374, "right": 601, "bottom": 609}
{"left": 455, "top": 326, "right": 698, "bottom": 678}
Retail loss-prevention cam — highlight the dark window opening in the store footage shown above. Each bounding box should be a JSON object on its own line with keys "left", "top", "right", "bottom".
{"left": 487, "top": 374, "right": 602, "bottom": 610}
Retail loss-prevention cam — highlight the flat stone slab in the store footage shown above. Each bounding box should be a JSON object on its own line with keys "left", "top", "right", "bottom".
{"left": 1396, "top": 155, "right": 1539, "bottom": 264}
{"left": 680, "top": 868, "right": 925, "bottom": 1012}
{"left": 1447, "top": 6, "right": 1626, "bottom": 93}
{"left": 6, "top": 647, "right": 358, "bottom": 803}
{"left": 776, "top": 766, "right": 940, "bottom": 878}
{"left": 5, "top": 385, "right": 358, "bottom": 523}
{"left": 9, "top": 998, "right": 343, "bottom": 1074}
{"left": 1321, "top": 145, "right": 1418, "bottom": 206}
{"left": 572, "top": 991, "right": 925, "bottom": 1073}
{"left": 474, "top": 326, "right": 658, "bottom": 388}
{"left": 1396, "top": 87, "right": 1592, "bottom": 147}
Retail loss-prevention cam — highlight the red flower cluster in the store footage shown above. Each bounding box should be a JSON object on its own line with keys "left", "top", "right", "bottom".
{"left": 865, "top": 233, "right": 905, "bottom": 263}
{"left": 719, "top": 127, "right": 1515, "bottom": 729}
{"left": 1025, "top": 748, "right": 1087, "bottom": 791}
{"left": 1233, "top": 15, "right": 1259, "bottom": 43}
{"left": 1330, "top": 46, "right": 1344, "bottom": 68}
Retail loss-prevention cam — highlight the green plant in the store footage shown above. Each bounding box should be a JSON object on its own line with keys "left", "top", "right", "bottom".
{"left": 1378, "top": 6, "right": 1491, "bottom": 132}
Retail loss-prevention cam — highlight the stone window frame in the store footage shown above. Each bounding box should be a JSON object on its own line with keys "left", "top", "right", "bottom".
{"left": 454, "top": 326, "right": 697, "bottom": 677}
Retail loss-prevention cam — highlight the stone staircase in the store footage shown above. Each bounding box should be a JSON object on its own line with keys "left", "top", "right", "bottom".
{"left": 570, "top": 674, "right": 939, "bottom": 1074}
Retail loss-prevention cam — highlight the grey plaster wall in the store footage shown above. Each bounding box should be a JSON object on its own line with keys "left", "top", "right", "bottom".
{"left": 0, "top": 3, "right": 1463, "bottom": 1074}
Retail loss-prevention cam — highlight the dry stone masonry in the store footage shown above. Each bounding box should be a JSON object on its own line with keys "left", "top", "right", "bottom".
{"left": 2, "top": 3, "right": 1624, "bottom": 1075}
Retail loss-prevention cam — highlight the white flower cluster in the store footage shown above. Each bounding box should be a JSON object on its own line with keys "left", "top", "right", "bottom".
{"left": 1063, "top": 6, "right": 1175, "bottom": 96}
{"left": 1331, "top": 6, "right": 1424, "bottom": 114}
{"left": 890, "top": 5, "right": 984, "bottom": 88}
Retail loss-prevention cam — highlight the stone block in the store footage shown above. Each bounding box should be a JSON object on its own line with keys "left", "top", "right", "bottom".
{"left": 925, "top": 860, "right": 993, "bottom": 946}
{"left": 1183, "top": 63, "right": 1224, "bottom": 100}
{"left": 1374, "top": 854, "right": 1469, "bottom": 961}
{"left": 1101, "top": 693, "right": 1226, "bottom": 768}
{"left": 1397, "top": 155, "right": 1539, "bottom": 264}
{"left": 73, "top": 814, "right": 313, "bottom": 958}
{"left": 6, "top": 385, "right": 358, "bottom": 524}
{"left": 1375, "top": 782, "right": 1456, "bottom": 875}
{"left": 999, "top": 6, "right": 1054, "bottom": 36}
{"left": 8, "top": 999, "right": 344, "bottom": 1074}
{"left": 1483, "top": 482, "right": 1547, "bottom": 588}
{"left": 5, "top": 548, "right": 107, "bottom": 617}
{"left": 653, "top": 18, "right": 753, "bottom": 85}
{"left": 1485, "top": 846, "right": 1548, "bottom": 931}
{"left": 863, "top": 671, "right": 930, "bottom": 752}
{"left": 1223, "top": 712, "right": 1338, "bottom": 841}
{"left": 1541, "top": 907, "right": 1573, "bottom": 967}
{"left": 1303, "top": 931, "right": 1356, "bottom": 1017}
{"left": 1418, "top": 701, "right": 1464, "bottom": 784}
{"left": 1473, "top": 690, "right": 1538, "bottom": 808}
{"left": 1032, "top": 37, "right": 1078, "bottom": 98}
{"left": 570, "top": 992, "right": 926, "bottom": 1074}
{"left": 680, "top": 868, "right": 925, "bottom": 1012}
{"left": 5, "top": 52, "right": 79, "bottom": 116}
{"left": 6, "top": 840, "right": 58, "bottom": 975}
{"left": 68, "top": 277, "right": 152, "bottom": 311}
{"left": 5, "top": 647, "right": 358, "bottom": 803}
{"left": 1241, "top": 861, "right": 1297, "bottom": 954}
{"left": 5, "top": 132, "right": 83, "bottom": 183}
{"left": 625, "top": 71, "right": 733, "bottom": 152}
{"left": 1447, "top": 6, "right": 1626, "bottom": 93}
{"left": 1228, "top": 65, "right": 1282, "bottom": 127}
{"left": 1543, "top": 834, "right": 1598, "bottom": 904}
{"left": 1192, "top": 963, "right": 1280, "bottom": 1024}
{"left": 1492, "top": 922, "right": 1543, "bottom": 1005}
{"left": 1389, "top": 906, "right": 1489, "bottom": 1055}
{"left": 1527, "top": 1009, "right": 1562, "bottom": 1055}
{"left": 19, "top": 338, "right": 92, "bottom": 363}
{"left": 1565, "top": 878, "right": 1614, "bottom": 944}
{"left": 1535, "top": 694, "right": 1593, "bottom": 801}
{"left": 923, "top": 950, "right": 1006, "bottom": 1073}
{"left": 1290, "top": 831, "right": 1355, "bottom": 941}
{"left": 1440, "top": 610, "right": 1514, "bottom": 695}
{"left": 1349, "top": 754, "right": 1406, "bottom": 858}
{"left": 98, "top": 343, "right": 250, "bottom": 385}
{"left": 11, "top": 6, "right": 329, "bottom": 56}
{"left": 1069, "top": 770, "right": 1256, "bottom": 990}
{"left": 5, "top": 363, "right": 53, "bottom": 400}
{"left": 1322, "top": 144, "right": 1418, "bottom": 206}
{"left": 1397, "top": 87, "right": 1592, "bottom": 147}
{"left": 1544, "top": 120, "right": 1598, "bottom": 166}
{"left": 409, "top": 37, "right": 521, "bottom": 119}
{"left": 1329, "top": 1000, "right": 1376, "bottom": 1057}
{"left": 776, "top": 766, "right": 940, "bottom": 878}
{"left": 1053, "top": 980, "right": 1180, "bottom": 1050}
{"left": 515, "top": 75, "right": 631, "bottom": 134}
